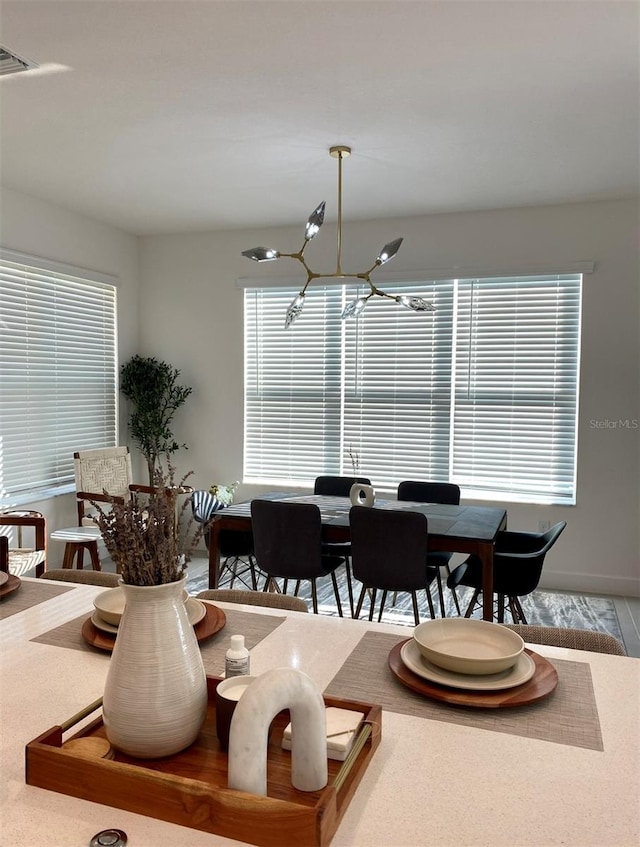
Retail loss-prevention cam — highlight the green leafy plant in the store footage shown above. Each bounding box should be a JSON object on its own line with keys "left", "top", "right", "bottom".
{"left": 120, "top": 355, "right": 193, "bottom": 484}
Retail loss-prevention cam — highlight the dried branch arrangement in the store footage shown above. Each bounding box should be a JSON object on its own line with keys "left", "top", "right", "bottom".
{"left": 91, "top": 464, "right": 206, "bottom": 586}
{"left": 347, "top": 444, "right": 360, "bottom": 477}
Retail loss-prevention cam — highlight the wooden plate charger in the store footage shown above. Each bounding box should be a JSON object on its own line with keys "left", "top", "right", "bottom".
{"left": 81, "top": 601, "right": 226, "bottom": 652}
{"left": 0, "top": 572, "right": 22, "bottom": 600}
{"left": 388, "top": 638, "right": 558, "bottom": 708}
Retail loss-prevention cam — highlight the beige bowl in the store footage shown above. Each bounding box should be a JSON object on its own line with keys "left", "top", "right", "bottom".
{"left": 93, "top": 586, "right": 188, "bottom": 627}
{"left": 412, "top": 618, "right": 524, "bottom": 676}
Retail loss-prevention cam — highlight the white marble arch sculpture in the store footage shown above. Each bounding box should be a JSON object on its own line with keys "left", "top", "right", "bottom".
{"left": 227, "top": 667, "right": 328, "bottom": 797}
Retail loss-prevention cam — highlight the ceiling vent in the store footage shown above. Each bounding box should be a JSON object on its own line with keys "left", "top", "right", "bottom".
{"left": 0, "top": 45, "right": 38, "bottom": 76}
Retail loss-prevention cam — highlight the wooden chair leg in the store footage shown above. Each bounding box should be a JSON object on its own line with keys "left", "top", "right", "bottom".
{"left": 62, "top": 543, "right": 77, "bottom": 569}
{"left": 88, "top": 542, "right": 101, "bottom": 571}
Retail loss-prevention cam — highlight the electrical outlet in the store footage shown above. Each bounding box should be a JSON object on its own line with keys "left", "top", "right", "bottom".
{"left": 538, "top": 519, "right": 551, "bottom": 532}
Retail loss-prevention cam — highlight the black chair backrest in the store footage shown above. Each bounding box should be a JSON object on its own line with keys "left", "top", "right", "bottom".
{"left": 397, "top": 480, "right": 460, "bottom": 505}
{"left": 349, "top": 505, "right": 428, "bottom": 592}
{"left": 251, "top": 499, "right": 324, "bottom": 579}
{"left": 494, "top": 521, "right": 567, "bottom": 596}
{"left": 314, "top": 476, "right": 371, "bottom": 497}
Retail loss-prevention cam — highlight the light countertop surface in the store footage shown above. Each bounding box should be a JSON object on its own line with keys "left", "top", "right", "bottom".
{"left": 1, "top": 578, "right": 639, "bottom": 847}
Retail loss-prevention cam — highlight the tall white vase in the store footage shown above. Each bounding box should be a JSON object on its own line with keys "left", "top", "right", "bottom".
{"left": 103, "top": 576, "right": 207, "bottom": 759}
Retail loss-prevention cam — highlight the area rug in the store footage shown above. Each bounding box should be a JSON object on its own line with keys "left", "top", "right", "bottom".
{"left": 185, "top": 559, "right": 626, "bottom": 648}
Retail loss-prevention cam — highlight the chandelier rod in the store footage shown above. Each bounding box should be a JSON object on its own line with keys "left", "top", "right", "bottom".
{"left": 336, "top": 148, "right": 344, "bottom": 276}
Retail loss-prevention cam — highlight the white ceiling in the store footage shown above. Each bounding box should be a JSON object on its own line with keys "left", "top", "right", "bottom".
{"left": 1, "top": 0, "right": 638, "bottom": 236}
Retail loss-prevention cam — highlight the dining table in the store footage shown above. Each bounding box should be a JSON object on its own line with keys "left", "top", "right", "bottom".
{"left": 208, "top": 492, "right": 508, "bottom": 621}
{"left": 2, "top": 575, "right": 637, "bottom": 847}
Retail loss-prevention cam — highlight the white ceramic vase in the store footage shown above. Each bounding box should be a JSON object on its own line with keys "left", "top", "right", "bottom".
{"left": 349, "top": 482, "right": 376, "bottom": 507}
{"left": 103, "top": 575, "right": 207, "bottom": 759}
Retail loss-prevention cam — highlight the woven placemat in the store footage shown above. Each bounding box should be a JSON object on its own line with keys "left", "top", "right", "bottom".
{"left": 0, "top": 580, "right": 73, "bottom": 619}
{"left": 324, "top": 631, "right": 603, "bottom": 751}
{"left": 30, "top": 606, "right": 285, "bottom": 676}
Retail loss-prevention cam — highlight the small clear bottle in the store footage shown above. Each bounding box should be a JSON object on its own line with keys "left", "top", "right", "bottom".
{"left": 225, "top": 634, "right": 250, "bottom": 677}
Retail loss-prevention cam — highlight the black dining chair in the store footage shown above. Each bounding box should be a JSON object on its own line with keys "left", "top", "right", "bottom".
{"left": 447, "top": 521, "right": 567, "bottom": 623}
{"left": 314, "top": 475, "right": 372, "bottom": 498}
{"left": 397, "top": 480, "right": 462, "bottom": 616}
{"left": 250, "top": 499, "right": 347, "bottom": 616}
{"left": 313, "top": 475, "right": 371, "bottom": 616}
{"left": 349, "top": 505, "right": 438, "bottom": 626}
{"left": 191, "top": 490, "right": 259, "bottom": 590}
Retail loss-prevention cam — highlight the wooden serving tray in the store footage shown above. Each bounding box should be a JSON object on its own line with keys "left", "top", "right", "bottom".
{"left": 388, "top": 641, "right": 558, "bottom": 708}
{"left": 0, "top": 572, "right": 22, "bottom": 599}
{"left": 26, "top": 676, "right": 382, "bottom": 847}
{"left": 81, "top": 601, "right": 226, "bottom": 651}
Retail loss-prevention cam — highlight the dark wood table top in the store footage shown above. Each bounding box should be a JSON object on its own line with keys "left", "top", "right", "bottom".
{"left": 217, "top": 493, "right": 506, "bottom": 543}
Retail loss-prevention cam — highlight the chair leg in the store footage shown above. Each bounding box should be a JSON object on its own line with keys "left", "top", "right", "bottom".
{"left": 377, "top": 589, "right": 388, "bottom": 623}
{"left": 330, "top": 571, "right": 343, "bottom": 617}
{"left": 354, "top": 584, "right": 367, "bottom": 619}
{"left": 497, "top": 593, "right": 505, "bottom": 623}
{"left": 435, "top": 571, "right": 446, "bottom": 618}
{"left": 425, "top": 587, "right": 436, "bottom": 619}
{"left": 511, "top": 596, "right": 528, "bottom": 624}
{"left": 249, "top": 555, "right": 258, "bottom": 590}
{"left": 411, "top": 592, "right": 420, "bottom": 626}
{"left": 310, "top": 579, "right": 319, "bottom": 614}
{"left": 368, "top": 588, "right": 377, "bottom": 622}
{"left": 345, "top": 559, "right": 354, "bottom": 617}
{"left": 88, "top": 542, "right": 101, "bottom": 571}
{"left": 449, "top": 582, "right": 461, "bottom": 616}
{"left": 464, "top": 589, "right": 481, "bottom": 618}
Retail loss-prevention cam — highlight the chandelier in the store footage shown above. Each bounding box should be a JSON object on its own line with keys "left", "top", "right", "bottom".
{"left": 242, "top": 145, "right": 435, "bottom": 328}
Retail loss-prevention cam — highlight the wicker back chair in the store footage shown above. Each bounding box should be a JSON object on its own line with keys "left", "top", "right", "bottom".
{"left": 39, "top": 568, "right": 120, "bottom": 587}
{"left": 504, "top": 624, "right": 626, "bottom": 656}
{"left": 0, "top": 511, "right": 47, "bottom": 577}
{"left": 197, "top": 588, "right": 308, "bottom": 613}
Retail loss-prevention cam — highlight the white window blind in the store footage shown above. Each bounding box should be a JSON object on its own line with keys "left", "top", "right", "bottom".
{"left": 0, "top": 249, "right": 118, "bottom": 504}
{"left": 451, "top": 275, "right": 581, "bottom": 501}
{"left": 244, "top": 273, "right": 582, "bottom": 504}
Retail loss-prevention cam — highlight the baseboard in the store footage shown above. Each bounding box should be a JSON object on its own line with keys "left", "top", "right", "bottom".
{"left": 540, "top": 571, "right": 640, "bottom": 599}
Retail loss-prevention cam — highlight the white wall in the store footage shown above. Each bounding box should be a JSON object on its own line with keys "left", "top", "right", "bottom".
{"left": 140, "top": 198, "right": 639, "bottom": 597}
{"left": 1, "top": 187, "right": 140, "bottom": 564}
{"left": 3, "top": 188, "right": 637, "bottom": 593}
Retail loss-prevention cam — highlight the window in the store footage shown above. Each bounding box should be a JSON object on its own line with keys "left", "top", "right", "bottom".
{"left": 0, "top": 248, "right": 118, "bottom": 504}
{"left": 244, "top": 272, "right": 582, "bottom": 505}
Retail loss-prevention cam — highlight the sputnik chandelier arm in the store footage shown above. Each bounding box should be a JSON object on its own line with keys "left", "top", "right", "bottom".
{"left": 241, "top": 145, "right": 435, "bottom": 328}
